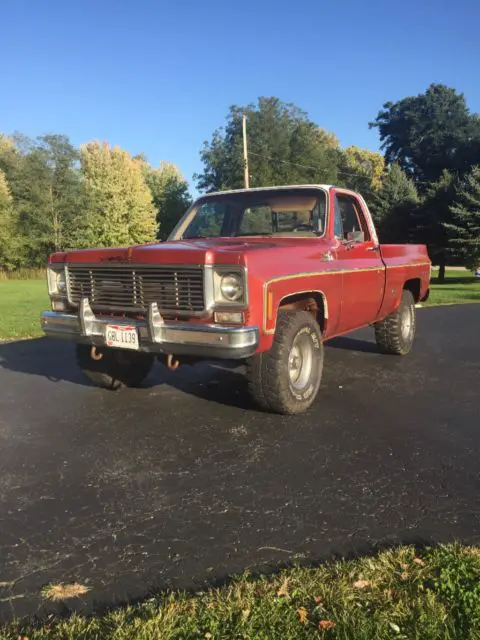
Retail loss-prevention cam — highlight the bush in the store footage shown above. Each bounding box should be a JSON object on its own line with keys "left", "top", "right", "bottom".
{"left": 0, "top": 268, "right": 45, "bottom": 281}
{"left": 427, "top": 545, "right": 480, "bottom": 633}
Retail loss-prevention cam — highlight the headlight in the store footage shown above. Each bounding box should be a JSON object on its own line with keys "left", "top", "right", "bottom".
{"left": 56, "top": 271, "right": 66, "bottom": 293}
{"left": 211, "top": 268, "right": 247, "bottom": 305}
{"left": 220, "top": 273, "right": 244, "bottom": 302}
{"left": 47, "top": 267, "right": 67, "bottom": 296}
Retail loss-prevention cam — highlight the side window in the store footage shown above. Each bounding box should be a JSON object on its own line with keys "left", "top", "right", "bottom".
{"left": 334, "top": 195, "right": 370, "bottom": 241}
{"left": 353, "top": 199, "right": 370, "bottom": 239}
{"left": 334, "top": 197, "right": 344, "bottom": 239}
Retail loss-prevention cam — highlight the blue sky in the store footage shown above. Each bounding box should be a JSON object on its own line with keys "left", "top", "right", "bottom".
{"left": 1, "top": 0, "right": 479, "bottom": 191}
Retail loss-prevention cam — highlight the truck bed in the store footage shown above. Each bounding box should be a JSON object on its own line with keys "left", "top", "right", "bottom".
{"left": 379, "top": 244, "right": 431, "bottom": 318}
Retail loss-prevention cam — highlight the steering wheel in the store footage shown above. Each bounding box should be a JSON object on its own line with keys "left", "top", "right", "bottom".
{"left": 293, "top": 224, "right": 316, "bottom": 232}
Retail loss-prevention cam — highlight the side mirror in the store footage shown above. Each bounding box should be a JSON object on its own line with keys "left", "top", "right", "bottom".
{"left": 346, "top": 230, "right": 365, "bottom": 243}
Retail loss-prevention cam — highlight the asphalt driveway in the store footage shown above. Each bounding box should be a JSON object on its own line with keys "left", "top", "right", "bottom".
{"left": 0, "top": 304, "right": 479, "bottom": 620}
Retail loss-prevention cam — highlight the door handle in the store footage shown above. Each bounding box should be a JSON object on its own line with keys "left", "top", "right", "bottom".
{"left": 367, "top": 245, "right": 380, "bottom": 252}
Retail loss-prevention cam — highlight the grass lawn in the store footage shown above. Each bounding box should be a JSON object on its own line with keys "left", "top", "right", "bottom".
{"left": 0, "top": 279, "right": 49, "bottom": 340}
{"left": 428, "top": 268, "right": 480, "bottom": 306}
{"left": 0, "top": 269, "right": 478, "bottom": 340}
{"left": 3, "top": 544, "right": 480, "bottom": 639}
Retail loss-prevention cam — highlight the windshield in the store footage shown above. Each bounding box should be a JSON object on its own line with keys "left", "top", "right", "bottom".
{"left": 175, "top": 188, "right": 327, "bottom": 240}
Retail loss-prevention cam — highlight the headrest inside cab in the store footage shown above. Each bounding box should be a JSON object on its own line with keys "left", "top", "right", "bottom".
{"left": 266, "top": 195, "right": 318, "bottom": 212}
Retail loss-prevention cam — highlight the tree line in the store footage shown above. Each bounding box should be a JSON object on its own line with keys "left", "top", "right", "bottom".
{"left": 0, "top": 135, "right": 190, "bottom": 271}
{"left": 1, "top": 84, "right": 479, "bottom": 280}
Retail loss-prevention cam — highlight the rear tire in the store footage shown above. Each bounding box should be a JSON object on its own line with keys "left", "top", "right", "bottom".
{"left": 246, "top": 311, "right": 324, "bottom": 415}
{"left": 374, "top": 290, "right": 416, "bottom": 355}
{"left": 76, "top": 344, "right": 154, "bottom": 389}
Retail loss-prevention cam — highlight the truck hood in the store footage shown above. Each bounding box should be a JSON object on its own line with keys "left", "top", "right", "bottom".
{"left": 52, "top": 236, "right": 326, "bottom": 267}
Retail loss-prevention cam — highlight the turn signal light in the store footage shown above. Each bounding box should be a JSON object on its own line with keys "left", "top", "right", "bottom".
{"left": 52, "top": 300, "right": 67, "bottom": 311}
{"left": 214, "top": 312, "right": 244, "bottom": 324}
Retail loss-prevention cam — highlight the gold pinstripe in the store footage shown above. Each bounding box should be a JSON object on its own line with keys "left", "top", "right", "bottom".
{"left": 261, "top": 262, "right": 431, "bottom": 335}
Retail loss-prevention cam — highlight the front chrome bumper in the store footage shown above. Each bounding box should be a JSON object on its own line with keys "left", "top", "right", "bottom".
{"left": 41, "top": 300, "right": 259, "bottom": 359}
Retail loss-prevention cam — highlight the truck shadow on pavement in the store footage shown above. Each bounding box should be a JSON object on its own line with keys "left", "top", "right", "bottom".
{"left": 0, "top": 335, "right": 379, "bottom": 411}
{"left": 0, "top": 338, "right": 87, "bottom": 385}
{"left": 0, "top": 337, "right": 377, "bottom": 420}
{"left": 0, "top": 338, "right": 264, "bottom": 411}
{"left": 326, "top": 336, "right": 378, "bottom": 353}
{"left": 0, "top": 337, "right": 235, "bottom": 383}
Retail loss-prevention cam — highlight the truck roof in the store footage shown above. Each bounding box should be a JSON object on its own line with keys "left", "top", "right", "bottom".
{"left": 202, "top": 184, "right": 333, "bottom": 198}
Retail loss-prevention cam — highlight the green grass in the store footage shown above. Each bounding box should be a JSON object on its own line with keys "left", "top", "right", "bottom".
{"left": 428, "top": 268, "right": 480, "bottom": 306}
{"left": 0, "top": 279, "right": 49, "bottom": 340}
{"left": 3, "top": 544, "right": 480, "bottom": 639}
{"left": 0, "top": 269, "right": 478, "bottom": 341}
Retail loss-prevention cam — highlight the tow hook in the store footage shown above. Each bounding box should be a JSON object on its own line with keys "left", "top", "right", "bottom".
{"left": 90, "top": 346, "right": 103, "bottom": 361}
{"left": 167, "top": 354, "right": 180, "bottom": 370}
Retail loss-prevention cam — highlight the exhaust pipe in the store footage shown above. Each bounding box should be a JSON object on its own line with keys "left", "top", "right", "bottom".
{"left": 90, "top": 346, "right": 103, "bottom": 361}
{"left": 166, "top": 354, "right": 180, "bottom": 370}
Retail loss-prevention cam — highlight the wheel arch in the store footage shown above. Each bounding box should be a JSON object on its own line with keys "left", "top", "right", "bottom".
{"left": 276, "top": 290, "right": 329, "bottom": 335}
{"left": 403, "top": 278, "right": 421, "bottom": 302}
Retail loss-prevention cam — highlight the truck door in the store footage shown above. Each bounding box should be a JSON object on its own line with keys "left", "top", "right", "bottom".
{"left": 332, "top": 191, "right": 385, "bottom": 333}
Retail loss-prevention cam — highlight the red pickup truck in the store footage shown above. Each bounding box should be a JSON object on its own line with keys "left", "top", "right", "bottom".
{"left": 42, "top": 185, "right": 431, "bottom": 414}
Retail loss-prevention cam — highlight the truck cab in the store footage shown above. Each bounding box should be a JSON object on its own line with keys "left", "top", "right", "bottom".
{"left": 42, "top": 185, "right": 431, "bottom": 414}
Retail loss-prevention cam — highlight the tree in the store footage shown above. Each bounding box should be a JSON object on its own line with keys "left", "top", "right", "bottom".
{"left": 0, "top": 134, "right": 19, "bottom": 172}
{"left": 20, "top": 136, "right": 81, "bottom": 255}
{"left": 140, "top": 161, "right": 191, "bottom": 240}
{"left": 445, "top": 166, "right": 480, "bottom": 270}
{"left": 416, "top": 170, "right": 457, "bottom": 281}
{"left": 75, "top": 141, "right": 157, "bottom": 248}
{"left": 338, "top": 146, "right": 385, "bottom": 196}
{"left": 370, "top": 84, "right": 480, "bottom": 184}
{"left": 0, "top": 135, "right": 23, "bottom": 201}
{"left": 1, "top": 134, "right": 82, "bottom": 265}
{"left": 196, "top": 97, "right": 340, "bottom": 192}
{"left": 36, "top": 134, "right": 83, "bottom": 252}
{"left": 0, "top": 170, "right": 19, "bottom": 271}
{"left": 371, "top": 163, "right": 419, "bottom": 243}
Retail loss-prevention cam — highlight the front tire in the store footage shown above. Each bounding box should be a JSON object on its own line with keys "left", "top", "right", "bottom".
{"left": 374, "top": 289, "right": 416, "bottom": 355}
{"left": 76, "top": 344, "right": 154, "bottom": 389}
{"left": 246, "top": 311, "right": 324, "bottom": 415}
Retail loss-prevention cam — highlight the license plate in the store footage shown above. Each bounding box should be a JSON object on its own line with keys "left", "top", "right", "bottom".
{"left": 105, "top": 325, "right": 139, "bottom": 350}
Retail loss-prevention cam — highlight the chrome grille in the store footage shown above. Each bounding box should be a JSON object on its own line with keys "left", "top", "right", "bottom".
{"left": 66, "top": 265, "right": 205, "bottom": 314}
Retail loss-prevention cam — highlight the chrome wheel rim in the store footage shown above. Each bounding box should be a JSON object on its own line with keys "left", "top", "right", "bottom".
{"left": 401, "top": 305, "right": 413, "bottom": 340}
{"left": 288, "top": 333, "right": 313, "bottom": 390}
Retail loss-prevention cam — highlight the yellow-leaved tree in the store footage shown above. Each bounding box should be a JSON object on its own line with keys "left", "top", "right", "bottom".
{"left": 340, "top": 146, "right": 385, "bottom": 194}
{"left": 0, "top": 169, "right": 19, "bottom": 271}
{"left": 75, "top": 141, "right": 157, "bottom": 248}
